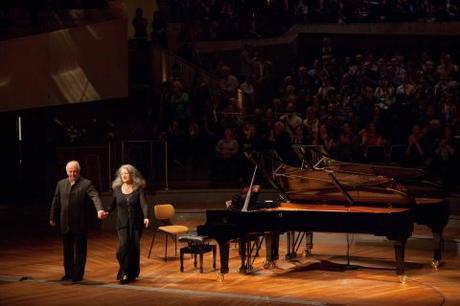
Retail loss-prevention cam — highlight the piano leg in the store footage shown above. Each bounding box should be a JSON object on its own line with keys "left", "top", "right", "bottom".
{"left": 393, "top": 239, "right": 407, "bottom": 278}
{"left": 267, "top": 233, "right": 279, "bottom": 261}
{"left": 238, "top": 238, "right": 250, "bottom": 273}
{"left": 264, "top": 233, "right": 279, "bottom": 269}
{"left": 415, "top": 199, "right": 449, "bottom": 269}
{"left": 217, "top": 241, "right": 230, "bottom": 274}
{"left": 432, "top": 231, "right": 443, "bottom": 269}
{"left": 422, "top": 222, "right": 445, "bottom": 269}
{"left": 285, "top": 231, "right": 295, "bottom": 259}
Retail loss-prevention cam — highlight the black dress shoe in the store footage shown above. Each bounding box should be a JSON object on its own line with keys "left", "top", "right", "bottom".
{"left": 61, "top": 275, "right": 72, "bottom": 281}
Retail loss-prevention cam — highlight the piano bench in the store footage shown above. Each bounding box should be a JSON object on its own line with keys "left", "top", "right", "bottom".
{"left": 178, "top": 234, "right": 216, "bottom": 273}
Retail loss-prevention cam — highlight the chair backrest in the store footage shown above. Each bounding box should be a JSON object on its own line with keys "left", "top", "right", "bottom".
{"left": 154, "top": 204, "right": 175, "bottom": 221}
{"left": 389, "top": 144, "right": 406, "bottom": 163}
{"left": 365, "top": 145, "right": 386, "bottom": 162}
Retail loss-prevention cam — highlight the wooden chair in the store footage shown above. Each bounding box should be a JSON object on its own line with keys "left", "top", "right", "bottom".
{"left": 147, "top": 204, "right": 189, "bottom": 261}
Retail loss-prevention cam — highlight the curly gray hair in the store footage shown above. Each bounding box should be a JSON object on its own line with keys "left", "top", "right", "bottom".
{"left": 112, "top": 164, "right": 146, "bottom": 190}
{"left": 66, "top": 160, "right": 81, "bottom": 171}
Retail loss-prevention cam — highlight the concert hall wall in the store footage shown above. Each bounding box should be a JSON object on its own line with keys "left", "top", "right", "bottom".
{"left": 0, "top": 17, "right": 128, "bottom": 112}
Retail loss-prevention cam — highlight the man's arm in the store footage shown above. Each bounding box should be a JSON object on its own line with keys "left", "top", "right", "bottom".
{"left": 49, "top": 183, "right": 60, "bottom": 226}
{"left": 86, "top": 182, "right": 106, "bottom": 219}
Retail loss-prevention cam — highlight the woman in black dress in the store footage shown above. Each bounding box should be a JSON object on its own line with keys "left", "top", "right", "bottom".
{"left": 108, "top": 164, "right": 149, "bottom": 284}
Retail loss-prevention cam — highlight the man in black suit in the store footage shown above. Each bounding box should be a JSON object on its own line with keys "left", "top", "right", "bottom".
{"left": 49, "top": 160, "right": 106, "bottom": 282}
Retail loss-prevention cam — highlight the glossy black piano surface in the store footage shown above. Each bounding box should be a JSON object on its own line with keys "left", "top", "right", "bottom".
{"left": 197, "top": 204, "right": 414, "bottom": 276}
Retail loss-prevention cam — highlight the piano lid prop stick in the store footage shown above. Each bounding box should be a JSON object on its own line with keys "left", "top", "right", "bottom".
{"left": 326, "top": 170, "right": 355, "bottom": 207}
{"left": 242, "top": 165, "right": 258, "bottom": 212}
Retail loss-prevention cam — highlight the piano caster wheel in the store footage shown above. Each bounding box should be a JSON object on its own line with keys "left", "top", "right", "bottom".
{"left": 239, "top": 265, "right": 253, "bottom": 274}
{"left": 431, "top": 260, "right": 439, "bottom": 270}
{"left": 285, "top": 253, "right": 295, "bottom": 260}
{"left": 399, "top": 275, "right": 407, "bottom": 284}
{"left": 263, "top": 261, "right": 276, "bottom": 269}
{"left": 216, "top": 272, "right": 224, "bottom": 282}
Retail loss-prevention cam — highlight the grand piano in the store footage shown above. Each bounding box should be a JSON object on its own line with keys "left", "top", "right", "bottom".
{"left": 286, "top": 146, "right": 450, "bottom": 263}
{"left": 197, "top": 149, "right": 449, "bottom": 281}
{"left": 198, "top": 204, "right": 413, "bottom": 279}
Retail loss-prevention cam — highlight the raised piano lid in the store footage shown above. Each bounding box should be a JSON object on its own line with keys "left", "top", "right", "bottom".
{"left": 277, "top": 202, "right": 412, "bottom": 213}
{"left": 415, "top": 197, "right": 447, "bottom": 205}
{"left": 275, "top": 164, "right": 414, "bottom": 208}
{"left": 294, "top": 144, "right": 426, "bottom": 181}
{"left": 286, "top": 189, "right": 414, "bottom": 207}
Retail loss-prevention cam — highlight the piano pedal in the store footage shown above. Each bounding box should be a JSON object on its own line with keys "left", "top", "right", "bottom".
{"left": 263, "top": 260, "right": 276, "bottom": 269}
{"left": 399, "top": 275, "right": 407, "bottom": 284}
{"left": 285, "top": 252, "right": 297, "bottom": 260}
{"left": 238, "top": 265, "right": 253, "bottom": 274}
{"left": 431, "top": 259, "right": 439, "bottom": 270}
{"left": 216, "top": 272, "right": 224, "bottom": 282}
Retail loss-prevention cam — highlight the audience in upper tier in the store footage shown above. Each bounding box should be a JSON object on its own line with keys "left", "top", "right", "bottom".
{"left": 167, "top": 0, "right": 460, "bottom": 41}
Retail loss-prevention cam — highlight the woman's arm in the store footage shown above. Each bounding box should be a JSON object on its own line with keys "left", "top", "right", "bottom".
{"left": 107, "top": 191, "right": 117, "bottom": 214}
{"left": 140, "top": 189, "right": 150, "bottom": 228}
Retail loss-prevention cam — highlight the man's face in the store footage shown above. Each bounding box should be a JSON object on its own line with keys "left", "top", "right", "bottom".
{"left": 67, "top": 164, "right": 80, "bottom": 182}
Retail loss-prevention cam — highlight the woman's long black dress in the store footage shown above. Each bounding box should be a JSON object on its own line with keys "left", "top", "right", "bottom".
{"left": 108, "top": 186, "right": 148, "bottom": 280}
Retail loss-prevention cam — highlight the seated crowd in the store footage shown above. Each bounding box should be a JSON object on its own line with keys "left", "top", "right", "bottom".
{"left": 153, "top": 41, "right": 459, "bottom": 188}
{"left": 168, "top": 0, "right": 460, "bottom": 41}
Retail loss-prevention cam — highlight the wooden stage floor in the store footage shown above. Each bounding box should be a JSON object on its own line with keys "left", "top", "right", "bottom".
{"left": 0, "top": 208, "right": 460, "bottom": 306}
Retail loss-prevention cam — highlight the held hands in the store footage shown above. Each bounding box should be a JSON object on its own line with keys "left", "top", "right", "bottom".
{"left": 96, "top": 210, "right": 146, "bottom": 226}
{"left": 49, "top": 220, "right": 56, "bottom": 227}
{"left": 97, "top": 210, "right": 109, "bottom": 219}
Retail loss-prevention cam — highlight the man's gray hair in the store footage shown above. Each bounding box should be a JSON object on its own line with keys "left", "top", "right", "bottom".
{"left": 66, "top": 160, "right": 81, "bottom": 171}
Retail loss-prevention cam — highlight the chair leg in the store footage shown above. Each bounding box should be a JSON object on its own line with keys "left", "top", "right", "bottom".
{"left": 199, "top": 253, "right": 204, "bottom": 273}
{"left": 164, "top": 232, "right": 168, "bottom": 262}
{"left": 180, "top": 248, "right": 184, "bottom": 272}
{"left": 174, "top": 235, "right": 177, "bottom": 256}
{"left": 148, "top": 231, "right": 157, "bottom": 258}
{"left": 212, "top": 245, "right": 216, "bottom": 270}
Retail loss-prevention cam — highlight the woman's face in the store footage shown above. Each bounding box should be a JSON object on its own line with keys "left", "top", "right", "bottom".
{"left": 120, "top": 168, "right": 131, "bottom": 184}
